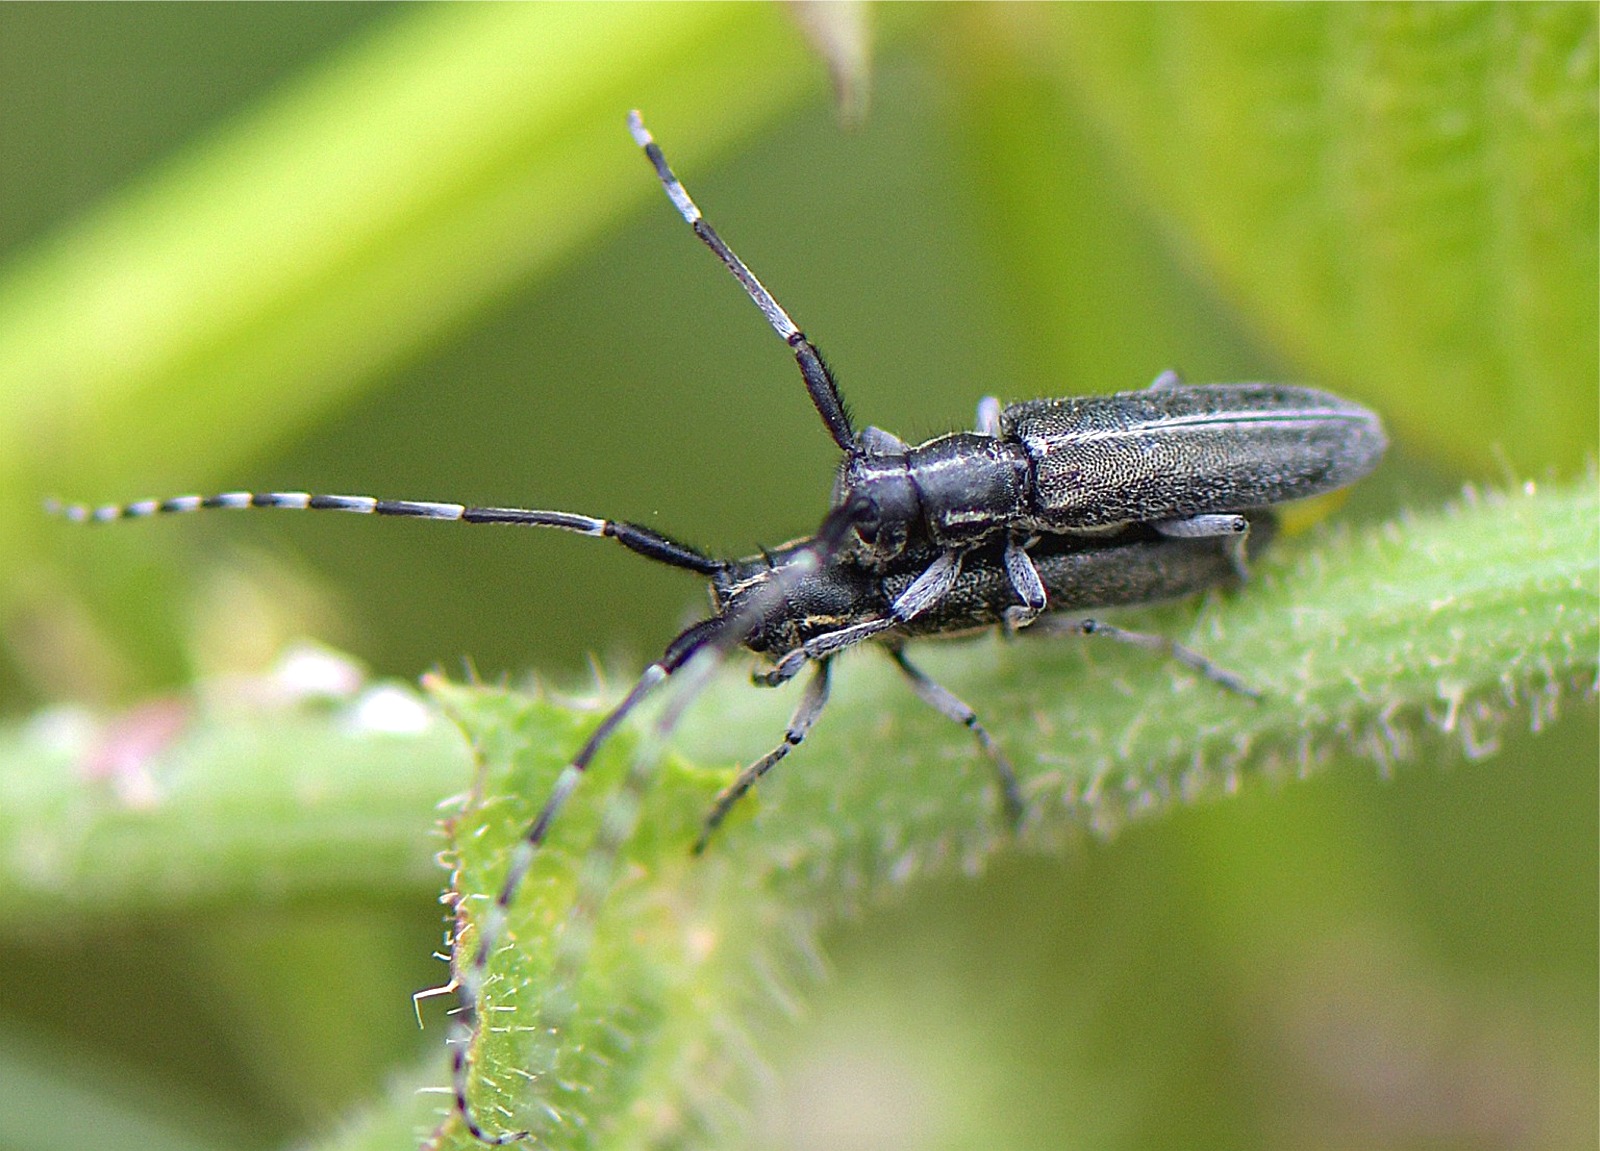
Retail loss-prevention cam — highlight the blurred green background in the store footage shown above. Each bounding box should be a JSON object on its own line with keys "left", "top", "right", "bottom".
{"left": 0, "top": 5, "right": 1593, "bottom": 1150}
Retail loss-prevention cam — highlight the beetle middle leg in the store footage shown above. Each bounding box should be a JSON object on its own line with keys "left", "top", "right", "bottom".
{"left": 1153, "top": 513, "right": 1252, "bottom": 581}
{"left": 887, "top": 644, "right": 1025, "bottom": 830}
{"left": 1002, "top": 536, "right": 1048, "bottom": 632}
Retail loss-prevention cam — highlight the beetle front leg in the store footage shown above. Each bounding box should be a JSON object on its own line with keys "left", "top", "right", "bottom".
{"left": 753, "top": 549, "right": 966, "bottom": 687}
{"left": 892, "top": 548, "right": 964, "bottom": 618}
{"left": 696, "top": 659, "right": 832, "bottom": 853}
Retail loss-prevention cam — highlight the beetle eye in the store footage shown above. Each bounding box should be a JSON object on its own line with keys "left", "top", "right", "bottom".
{"left": 852, "top": 501, "right": 881, "bottom": 542}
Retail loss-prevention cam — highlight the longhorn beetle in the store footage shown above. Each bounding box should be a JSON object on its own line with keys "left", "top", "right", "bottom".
{"left": 52, "top": 111, "right": 1386, "bottom": 1144}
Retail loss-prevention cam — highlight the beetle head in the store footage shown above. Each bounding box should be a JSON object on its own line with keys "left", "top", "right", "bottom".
{"left": 711, "top": 540, "right": 873, "bottom": 660}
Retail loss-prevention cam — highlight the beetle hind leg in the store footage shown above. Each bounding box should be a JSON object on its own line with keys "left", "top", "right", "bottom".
{"left": 1152, "top": 513, "right": 1248, "bottom": 540}
{"left": 1034, "top": 616, "right": 1258, "bottom": 699}
{"left": 1153, "top": 514, "right": 1252, "bottom": 582}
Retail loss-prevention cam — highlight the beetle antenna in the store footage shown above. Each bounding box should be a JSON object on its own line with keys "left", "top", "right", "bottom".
{"left": 628, "top": 110, "right": 855, "bottom": 453}
{"left": 45, "top": 492, "right": 726, "bottom": 576}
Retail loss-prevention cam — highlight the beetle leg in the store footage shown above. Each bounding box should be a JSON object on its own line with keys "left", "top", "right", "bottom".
{"left": 817, "top": 547, "right": 964, "bottom": 640}
{"left": 694, "top": 659, "right": 832, "bottom": 853}
{"left": 1152, "top": 513, "right": 1248, "bottom": 539}
{"left": 1153, "top": 513, "right": 1251, "bottom": 581}
{"left": 1031, "top": 616, "right": 1259, "bottom": 699}
{"left": 752, "top": 548, "right": 966, "bottom": 686}
{"left": 1002, "top": 536, "right": 1047, "bottom": 632}
{"left": 1225, "top": 533, "right": 1251, "bottom": 582}
{"left": 891, "top": 548, "right": 964, "bottom": 618}
{"left": 887, "top": 645, "right": 1024, "bottom": 830}
{"left": 754, "top": 618, "right": 885, "bottom": 687}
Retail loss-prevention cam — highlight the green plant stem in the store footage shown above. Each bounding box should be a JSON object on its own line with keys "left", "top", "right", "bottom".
{"left": 0, "top": 703, "right": 466, "bottom": 928}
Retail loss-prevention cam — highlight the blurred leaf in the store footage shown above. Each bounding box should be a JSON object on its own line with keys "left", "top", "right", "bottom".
{"left": 190, "top": 909, "right": 441, "bottom": 1127}
{"left": 1036, "top": 4, "right": 1598, "bottom": 473}
{"left": 2, "top": 4, "right": 816, "bottom": 500}
{"left": 942, "top": 8, "right": 1275, "bottom": 405}
{"left": 0, "top": 1022, "right": 245, "bottom": 1151}
{"left": 312, "top": 1059, "right": 471, "bottom": 1151}
{"left": 0, "top": 696, "right": 465, "bottom": 927}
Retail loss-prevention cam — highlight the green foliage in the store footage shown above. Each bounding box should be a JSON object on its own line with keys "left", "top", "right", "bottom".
{"left": 4, "top": 2, "right": 821, "bottom": 694}
{"left": 1064, "top": 4, "right": 1598, "bottom": 473}
{"left": 0, "top": 5, "right": 1593, "bottom": 1150}
{"left": 0, "top": 699, "right": 462, "bottom": 926}
{"left": 11, "top": 478, "right": 1580, "bottom": 1145}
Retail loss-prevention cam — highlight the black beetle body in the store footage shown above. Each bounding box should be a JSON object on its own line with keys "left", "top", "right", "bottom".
{"left": 831, "top": 381, "right": 1382, "bottom": 561}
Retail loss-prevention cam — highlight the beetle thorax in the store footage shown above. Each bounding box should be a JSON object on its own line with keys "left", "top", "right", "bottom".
{"left": 835, "top": 435, "right": 920, "bottom": 562}
{"left": 835, "top": 428, "right": 1035, "bottom": 564}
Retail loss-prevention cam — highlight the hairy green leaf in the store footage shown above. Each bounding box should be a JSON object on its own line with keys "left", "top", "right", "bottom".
{"left": 425, "top": 479, "right": 1596, "bottom": 1148}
